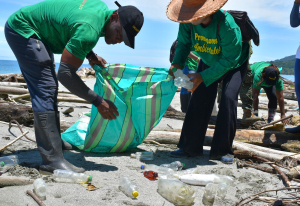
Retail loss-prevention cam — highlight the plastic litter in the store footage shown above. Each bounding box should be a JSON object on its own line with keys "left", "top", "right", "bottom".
{"left": 130, "top": 152, "right": 154, "bottom": 161}
{"left": 33, "top": 178, "right": 47, "bottom": 200}
{"left": 53, "top": 170, "right": 92, "bottom": 184}
{"left": 158, "top": 177, "right": 195, "bottom": 205}
{"left": 179, "top": 174, "right": 233, "bottom": 186}
{"left": 173, "top": 68, "right": 194, "bottom": 90}
{"left": 143, "top": 171, "right": 158, "bottom": 180}
{"left": 220, "top": 156, "right": 234, "bottom": 164}
{"left": 141, "top": 164, "right": 174, "bottom": 175}
{"left": 202, "top": 182, "right": 228, "bottom": 205}
{"left": 0, "top": 155, "right": 18, "bottom": 170}
{"left": 119, "top": 177, "right": 139, "bottom": 198}
{"left": 160, "top": 161, "right": 184, "bottom": 171}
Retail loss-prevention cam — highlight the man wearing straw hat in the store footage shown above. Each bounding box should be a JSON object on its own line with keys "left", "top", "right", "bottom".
{"left": 167, "top": 0, "right": 250, "bottom": 162}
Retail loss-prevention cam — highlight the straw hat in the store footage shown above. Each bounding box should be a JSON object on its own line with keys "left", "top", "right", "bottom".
{"left": 166, "top": 0, "right": 228, "bottom": 23}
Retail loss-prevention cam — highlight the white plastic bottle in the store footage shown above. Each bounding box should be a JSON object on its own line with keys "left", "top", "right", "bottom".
{"left": 213, "top": 174, "right": 234, "bottom": 185}
{"left": 130, "top": 152, "right": 153, "bottom": 160}
{"left": 119, "top": 177, "right": 139, "bottom": 198}
{"left": 0, "top": 155, "right": 18, "bottom": 169}
{"left": 173, "top": 69, "right": 194, "bottom": 90}
{"left": 33, "top": 178, "right": 47, "bottom": 200}
{"left": 53, "top": 170, "right": 92, "bottom": 184}
{"left": 202, "top": 183, "right": 218, "bottom": 206}
{"left": 141, "top": 164, "right": 174, "bottom": 175}
{"left": 179, "top": 174, "right": 233, "bottom": 186}
{"left": 158, "top": 177, "right": 195, "bottom": 205}
{"left": 160, "top": 161, "right": 185, "bottom": 171}
{"left": 216, "top": 182, "right": 227, "bottom": 198}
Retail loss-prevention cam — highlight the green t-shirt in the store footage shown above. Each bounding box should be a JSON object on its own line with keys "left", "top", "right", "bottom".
{"left": 184, "top": 51, "right": 199, "bottom": 71}
{"left": 251, "top": 62, "right": 283, "bottom": 91}
{"left": 172, "top": 9, "right": 249, "bottom": 86}
{"left": 8, "top": 0, "right": 114, "bottom": 60}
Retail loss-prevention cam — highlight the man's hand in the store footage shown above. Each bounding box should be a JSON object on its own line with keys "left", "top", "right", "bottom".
{"left": 89, "top": 54, "right": 107, "bottom": 68}
{"left": 97, "top": 99, "right": 119, "bottom": 120}
{"left": 187, "top": 73, "right": 203, "bottom": 93}
{"left": 281, "top": 114, "right": 291, "bottom": 125}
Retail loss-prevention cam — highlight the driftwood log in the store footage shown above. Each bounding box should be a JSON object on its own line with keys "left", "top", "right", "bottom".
{"left": 0, "top": 82, "right": 27, "bottom": 88}
{"left": 0, "top": 176, "right": 34, "bottom": 187}
{"left": 283, "top": 92, "right": 297, "bottom": 101}
{"left": 0, "top": 87, "right": 29, "bottom": 95}
{"left": 0, "top": 100, "right": 33, "bottom": 125}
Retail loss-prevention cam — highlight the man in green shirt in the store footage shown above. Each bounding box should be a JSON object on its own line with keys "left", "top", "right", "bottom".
{"left": 166, "top": 0, "right": 249, "bottom": 162}
{"left": 251, "top": 62, "right": 289, "bottom": 124}
{"left": 5, "top": 0, "right": 144, "bottom": 174}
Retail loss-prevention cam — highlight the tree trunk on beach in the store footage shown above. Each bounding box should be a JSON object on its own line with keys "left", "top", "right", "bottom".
{"left": 0, "top": 100, "right": 33, "bottom": 125}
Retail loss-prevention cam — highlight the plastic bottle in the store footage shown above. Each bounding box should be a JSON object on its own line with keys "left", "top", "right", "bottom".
{"left": 160, "top": 161, "right": 185, "bottom": 171}
{"left": 179, "top": 174, "right": 233, "bottom": 186}
{"left": 216, "top": 182, "right": 227, "bottom": 198}
{"left": 141, "top": 164, "right": 174, "bottom": 175}
{"left": 119, "top": 177, "right": 139, "bottom": 198}
{"left": 173, "top": 69, "right": 194, "bottom": 90}
{"left": 158, "top": 177, "right": 195, "bottom": 205}
{"left": 202, "top": 183, "right": 218, "bottom": 206}
{"left": 33, "top": 178, "right": 47, "bottom": 200}
{"left": 53, "top": 170, "right": 92, "bottom": 184}
{"left": 0, "top": 155, "right": 18, "bottom": 169}
{"left": 143, "top": 171, "right": 158, "bottom": 181}
{"left": 130, "top": 152, "right": 153, "bottom": 161}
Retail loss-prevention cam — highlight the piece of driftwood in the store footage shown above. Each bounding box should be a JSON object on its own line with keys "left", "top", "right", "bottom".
{"left": 0, "top": 100, "right": 33, "bottom": 125}
{"left": 0, "top": 82, "right": 27, "bottom": 87}
{"left": 0, "top": 176, "right": 34, "bottom": 187}
{"left": 2, "top": 74, "right": 18, "bottom": 82}
{"left": 57, "top": 97, "right": 89, "bottom": 103}
{"left": 283, "top": 92, "right": 297, "bottom": 101}
{"left": 237, "top": 161, "right": 276, "bottom": 174}
{"left": 16, "top": 77, "right": 26, "bottom": 83}
{"left": 0, "top": 131, "right": 29, "bottom": 152}
{"left": 0, "top": 87, "right": 29, "bottom": 95}
{"left": 259, "top": 114, "right": 293, "bottom": 129}
{"left": 27, "top": 190, "right": 46, "bottom": 206}
{"left": 282, "top": 142, "right": 300, "bottom": 153}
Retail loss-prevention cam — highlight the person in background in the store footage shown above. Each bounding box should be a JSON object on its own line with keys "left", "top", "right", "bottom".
{"left": 5, "top": 0, "right": 143, "bottom": 174}
{"left": 286, "top": 0, "right": 300, "bottom": 133}
{"left": 167, "top": 0, "right": 250, "bottom": 162}
{"left": 170, "top": 40, "right": 200, "bottom": 113}
{"left": 251, "top": 62, "right": 289, "bottom": 124}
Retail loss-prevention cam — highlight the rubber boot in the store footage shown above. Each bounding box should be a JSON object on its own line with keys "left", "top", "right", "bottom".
{"left": 180, "top": 93, "right": 191, "bottom": 113}
{"left": 285, "top": 125, "right": 300, "bottom": 134}
{"left": 34, "top": 111, "right": 85, "bottom": 174}
{"left": 55, "top": 112, "right": 76, "bottom": 150}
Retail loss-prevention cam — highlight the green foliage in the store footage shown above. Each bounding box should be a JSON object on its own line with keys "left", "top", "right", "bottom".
{"left": 268, "top": 55, "right": 295, "bottom": 75}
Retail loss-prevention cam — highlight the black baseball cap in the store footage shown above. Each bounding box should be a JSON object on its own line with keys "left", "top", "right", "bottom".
{"left": 264, "top": 67, "right": 279, "bottom": 86}
{"left": 115, "top": 1, "right": 144, "bottom": 49}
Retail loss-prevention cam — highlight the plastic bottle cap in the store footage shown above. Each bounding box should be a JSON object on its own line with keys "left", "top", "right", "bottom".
{"left": 171, "top": 67, "right": 177, "bottom": 73}
{"left": 0, "top": 161, "right": 4, "bottom": 167}
{"left": 132, "top": 191, "right": 139, "bottom": 198}
{"left": 88, "top": 175, "right": 92, "bottom": 182}
{"left": 182, "top": 162, "right": 185, "bottom": 168}
{"left": 141, "top": 165, "right": 144, "bottom": 170}
{"left": 130, "top": 154, "right": 136, "bottom": 158}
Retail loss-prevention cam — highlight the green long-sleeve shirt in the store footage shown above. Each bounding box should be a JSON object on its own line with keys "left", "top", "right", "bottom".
{"left": 172, "top": 10, "right": 249, "bottom": 86}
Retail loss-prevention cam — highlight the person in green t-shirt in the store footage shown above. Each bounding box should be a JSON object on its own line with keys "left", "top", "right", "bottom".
{"left": 251, "top": 62, "right": 289, "bottom": 124}
{"left": 5, "top": 0, "right": 144, "bottom": 174}
{"left": 170, "top": 40, "right": 200, "bottom": 113}
{"left": 166, "top": 0, "right": 250, "bottom": 162}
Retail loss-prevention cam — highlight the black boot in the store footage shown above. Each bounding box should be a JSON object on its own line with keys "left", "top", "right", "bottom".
{"left": 34, "top": 111, "right": 85, "bottom": 174}
{"left": 285, "top": 125, "right": 300, "bottom": 134}
{"left": 180, "top": 93, "right": 191, "bottom": 113}
{"left": 55, "top": 112, "right": 76, "bottom": 150}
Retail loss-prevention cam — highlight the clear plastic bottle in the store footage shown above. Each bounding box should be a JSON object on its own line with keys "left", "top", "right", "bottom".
{"left": 202, "top": 183, "right": 218, "bottom": 206}
{"left": 213, "top": 174, "right": 234, "bottom": 185}
{"left": 130, "top": 152, "right": 153, "bottom": 160}
{"left": 119, "top": 177, "right": 139, "bottom": 198}
{"left": 216, "top": 182, "right": 227, "bottom": 198}
{"left": 53, "top": 170, "right": 92, "bottom": 184}
{"left": 173, "top": 69, "right": 194, "bottom": 90}
{"left": 141, "top": 164, "right": 174, "bottom": 175}
{"left": 0, "top": 155, "right": 18, "bottom": 169}
{"left": 160, "top": 161, "right": 185, "bottom": 171}
{"left": 158, "top": 177, "right": 195, "bottom": 205}
{"left": 33, "top": 178, "right": 47, "bottom": 200}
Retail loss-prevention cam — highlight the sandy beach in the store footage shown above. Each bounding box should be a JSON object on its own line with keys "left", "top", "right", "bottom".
{"left": 0, "top": 78, "right": 299, "bottom": 206}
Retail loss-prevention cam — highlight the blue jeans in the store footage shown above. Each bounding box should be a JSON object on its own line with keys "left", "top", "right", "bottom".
{"left": 5, "top": 22, "right": 58, "bottom": 112}
{"left": 295, "top": 58, "right": 300, "bottom": 111}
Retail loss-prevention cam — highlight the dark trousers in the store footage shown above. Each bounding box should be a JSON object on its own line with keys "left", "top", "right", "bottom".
{"left": 178, "top": 59, "right": 248, "bottom": 157}
{"left": 4, "top": 22, "right": 58, "bottom": 112}
{"left": 262, "top": 86, "right": 277, "bottom": 110}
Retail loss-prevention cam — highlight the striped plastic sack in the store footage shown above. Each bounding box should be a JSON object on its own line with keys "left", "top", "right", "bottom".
{"left": 62, "top": 64, "right": 177, "bottom": 153}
